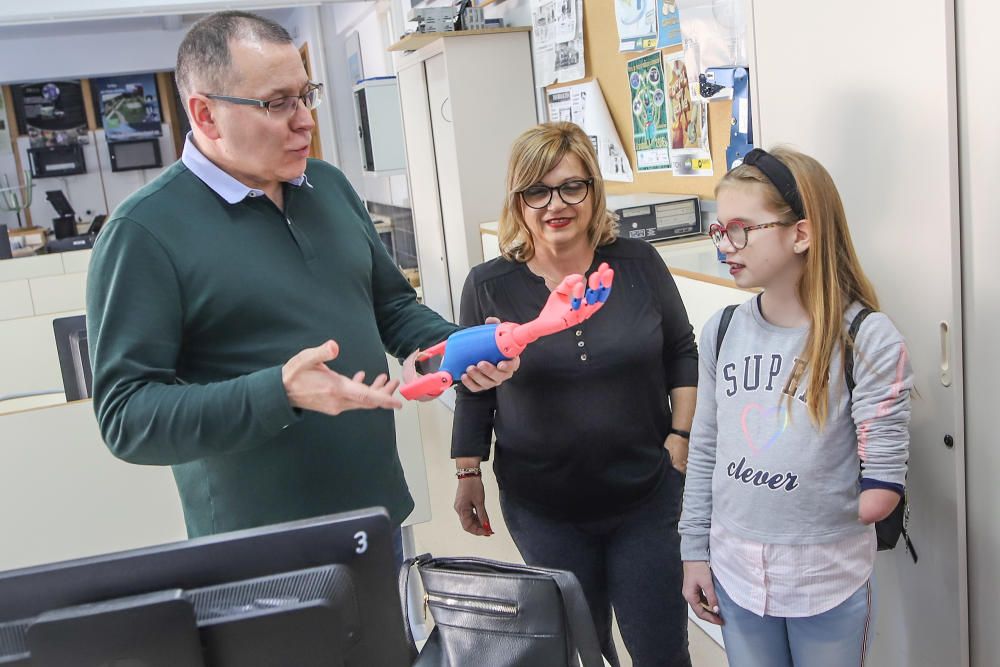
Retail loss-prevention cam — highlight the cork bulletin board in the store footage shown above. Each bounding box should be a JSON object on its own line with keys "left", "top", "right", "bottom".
{"left": 547, "top": 0, "right": 733, "bottom": 200}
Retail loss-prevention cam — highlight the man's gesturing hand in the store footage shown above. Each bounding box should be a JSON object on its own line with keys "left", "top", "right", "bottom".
{"left": 283, "top": 340, "right": 402, "bottom": 415}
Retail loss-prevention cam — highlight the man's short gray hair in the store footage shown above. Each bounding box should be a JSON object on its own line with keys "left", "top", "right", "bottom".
{"left": 175, "top": 11, "right": 293, "bottom": 102}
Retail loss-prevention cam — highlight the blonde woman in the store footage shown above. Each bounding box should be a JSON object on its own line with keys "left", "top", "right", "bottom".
{"left": 451, "top": 122, "right": 698, "bottom": 667}
{"left": 680, "top": 147, "right": 913, "bottom": 666}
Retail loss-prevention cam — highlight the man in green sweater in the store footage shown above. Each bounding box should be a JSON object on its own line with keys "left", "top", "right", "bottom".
{"left": 86, "top": 11, "right": 516, "bottom": 549}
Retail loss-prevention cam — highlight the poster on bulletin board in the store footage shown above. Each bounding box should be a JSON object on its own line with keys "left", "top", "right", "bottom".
{"left": 627, "top": 51, "right": 671, "bottom": 172}
{"left": 656, "top": 0, "right": 682, "bottom": 49}
{"left": 547, "top": 80, "right": 633, "bottom": 182}
{"left": 13, "top": 81, "right": 89, "bottom": 148}
{"left": 665, "top": 52, "right": 712, "bottom": 176}
{"left": 92, "top": 73, "right": 163, "bottom": 142}
{"left": 615, "top": 0, "right": 658, "bottom": 52}
{"left": 531, "top": 0, "right": 585, "bottom": 86}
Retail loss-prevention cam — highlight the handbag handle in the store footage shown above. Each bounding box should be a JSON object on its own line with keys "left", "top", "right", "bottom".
{"left": 548, "top": 568, "right": 606, "bottom": 667}
{"left": 398, "top": 554, "right": 427, "bottom": 664}
{"left": 397, "top": 554, "right": 605, "bottom": 667}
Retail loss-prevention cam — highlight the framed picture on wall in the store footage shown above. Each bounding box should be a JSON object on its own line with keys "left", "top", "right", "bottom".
{"left": 90, "top": 73, "right": 163, "bottom": 143}
{"left": 346, "top": 30, "right": 364, "bottom": 85}
{"left": 12, "top": 81, "right": 89, "bottom": 148}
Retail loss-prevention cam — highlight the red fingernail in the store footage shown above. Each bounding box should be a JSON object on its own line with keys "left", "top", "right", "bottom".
{"left": 483, "top": 521, "right": 493, "bottom": 532}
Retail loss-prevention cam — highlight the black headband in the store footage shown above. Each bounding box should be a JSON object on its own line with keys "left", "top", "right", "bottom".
{"left": 741, "top": 148, "right": 806, "bottom": 220}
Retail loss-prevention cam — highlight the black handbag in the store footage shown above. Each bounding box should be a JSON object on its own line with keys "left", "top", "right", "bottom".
{"left": 398, "top": 554, "right": 606, "bottom": 667}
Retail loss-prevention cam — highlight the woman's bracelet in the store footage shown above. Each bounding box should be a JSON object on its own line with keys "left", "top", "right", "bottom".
{"left": 669, "top": 428, "right": 691, "bottom": 440}
{"left": 456, "top": 467, "right": 482, "bottom": 479}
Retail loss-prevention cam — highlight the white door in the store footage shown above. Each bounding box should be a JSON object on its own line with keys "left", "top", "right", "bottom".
{"left": 750, "top": 2, "right": 968, "bottom": 665}
{"left": 956, "top": 0, "right": 999, "bottom": 664}
{"left": 396, "top": 61, "right": 454, "bottom": 321}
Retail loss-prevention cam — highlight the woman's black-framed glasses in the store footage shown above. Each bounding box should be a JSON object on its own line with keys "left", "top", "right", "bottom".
{"left": 708, "top": 219, "right": 795, "bottom": 250}
{"left": 205, "top": 82, "right": 324, "bottom": 118}
{"left": 519, "top": 178, "right": 593, "bottom": 209}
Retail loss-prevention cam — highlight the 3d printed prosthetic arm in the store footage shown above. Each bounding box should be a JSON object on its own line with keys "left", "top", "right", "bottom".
{"left": 400, "top": 263, "right": 615, "bottom": 400}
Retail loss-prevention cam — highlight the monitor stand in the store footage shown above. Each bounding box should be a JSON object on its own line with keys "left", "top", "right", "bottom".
{"left": 25, "top": 589, "right": 205, "bottom": 667}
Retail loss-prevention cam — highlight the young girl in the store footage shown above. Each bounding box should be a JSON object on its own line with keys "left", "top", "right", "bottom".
{"left": 679, "top": 147, "right": 912, "bottom": 666}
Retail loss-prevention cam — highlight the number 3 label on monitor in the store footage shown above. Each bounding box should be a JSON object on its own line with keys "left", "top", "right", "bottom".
{"left": 354, "top": 531, "right": 368, "bottom": 554}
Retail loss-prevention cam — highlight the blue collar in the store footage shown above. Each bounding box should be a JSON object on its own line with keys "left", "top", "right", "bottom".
{"left": 181, "top": 133, "right": 311, "bottom": 205}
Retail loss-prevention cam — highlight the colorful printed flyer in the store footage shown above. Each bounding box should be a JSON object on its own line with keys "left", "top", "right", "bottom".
{"left": 665, "top": 53, "right": 713, "bottom": 176}
{"left": 627, "top": 51, "right": 672, "bottom": 172}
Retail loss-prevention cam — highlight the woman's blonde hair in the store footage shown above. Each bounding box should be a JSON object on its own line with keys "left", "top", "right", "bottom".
{"left": 717, "top": 146, "right": 879, "bottom": 428}
{"left": 498, "top": 122, "right": 618, "bottom": 262}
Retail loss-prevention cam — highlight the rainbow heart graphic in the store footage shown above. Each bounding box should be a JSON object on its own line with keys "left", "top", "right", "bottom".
{"left": 741, "top": 403, "right": 789, "bottom": 454}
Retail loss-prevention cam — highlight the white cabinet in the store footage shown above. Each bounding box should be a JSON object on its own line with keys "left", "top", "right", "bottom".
{"left": 352, "top": 77, "right": 406, "bottom": 174}
{"left": 750, "top": 2, "right": 966, "bottom": 665}
{"left": 395, "top": 28, "right": 536, "bottom": 321}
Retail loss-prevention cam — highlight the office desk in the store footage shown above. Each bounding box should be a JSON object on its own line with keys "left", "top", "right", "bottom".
{"left": 0, "top": 400, "right": 186, "bottom": 571}
{"left": 0, "top": 355, "right": 434, "bottom": 572}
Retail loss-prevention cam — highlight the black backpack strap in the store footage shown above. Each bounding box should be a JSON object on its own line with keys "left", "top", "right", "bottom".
{"left": 844, "top": 307, "right": 874, "bottom": 395}
{"left": 843, "top": 307, "right": 917, "bottom": 563}
{"left": 716, "top": 304, "right": 739, "bottom": 360}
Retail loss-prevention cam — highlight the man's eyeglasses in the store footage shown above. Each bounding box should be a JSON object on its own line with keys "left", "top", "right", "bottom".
{"left": 205, "top": 82, "right": 324, "bottom": 118}
{"left": 708, "top": 219, "right": 796, "bottom": 250}
{"left": 520, "top": 179, "right": 593, "bottom": 209}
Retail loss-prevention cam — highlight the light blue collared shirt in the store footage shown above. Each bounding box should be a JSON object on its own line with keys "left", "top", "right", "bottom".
{"left": 180, "top": 133, "right": 311, "bottom": 204}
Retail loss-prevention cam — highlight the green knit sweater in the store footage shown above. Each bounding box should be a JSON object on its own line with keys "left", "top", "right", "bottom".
{"left": 86, "top": 158, "right": 457, "bottom": 537}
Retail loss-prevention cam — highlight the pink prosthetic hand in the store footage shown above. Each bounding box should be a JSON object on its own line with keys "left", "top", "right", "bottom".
{"left": 400, "top": 263, "right": 615, "bottom": 400}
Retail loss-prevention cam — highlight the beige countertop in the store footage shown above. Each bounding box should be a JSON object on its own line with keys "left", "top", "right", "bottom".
{"left": 479, "top": 221, "right": 752, "bottom": 292}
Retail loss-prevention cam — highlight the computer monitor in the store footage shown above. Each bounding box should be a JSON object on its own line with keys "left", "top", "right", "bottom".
{"left": 0, "top": 508, "right": 410, "bottom": 666}
{"left": 108, "top": 138, "right": 162, "bottom": 172}
{"left": 27, "top": 145, "right": 86, "bottom": 179}
{"left": 52, "top": 315, "right": 91, "bottom": 401}
{"left": 86, "top": 214, "right": 107, "bottom": 236}
{"left": 0, "top": 225, "right": 11, "bottom": 260}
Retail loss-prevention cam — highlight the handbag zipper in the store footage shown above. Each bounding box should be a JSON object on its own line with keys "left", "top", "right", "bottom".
{"left": 423, "top": 592, "right": 518, "bottom": 617}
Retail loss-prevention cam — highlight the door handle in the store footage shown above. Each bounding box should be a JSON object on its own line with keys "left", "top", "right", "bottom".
{"left": 940, "top": 320, "right": 952, "bottom": 387}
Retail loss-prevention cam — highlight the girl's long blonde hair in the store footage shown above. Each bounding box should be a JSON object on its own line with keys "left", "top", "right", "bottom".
{"left": 718, "top": 147, "right": 879, "bottom": 428}
{"left": 499, "top": 122, "right": 618, "bottom": 262}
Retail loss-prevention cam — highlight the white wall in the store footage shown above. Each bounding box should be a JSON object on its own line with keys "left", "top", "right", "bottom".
{"left": 0, "top": 20, "right": 187, "bottom": 83}
{"left": 0, "top": 0, "right": 328, "bottom": 26}
{"left": 283, "top": 5, "right": 341, "bottom": 167}
{"left": 320, "top": 2, "right": 381, "bottom": 203}
{"left": 95, "top": 127, "right": 178, "bottom": 214}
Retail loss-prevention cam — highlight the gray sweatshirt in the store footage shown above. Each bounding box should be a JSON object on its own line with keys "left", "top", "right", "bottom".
{"left": 679, "top": 297, "right": 913, "bottom": 561}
